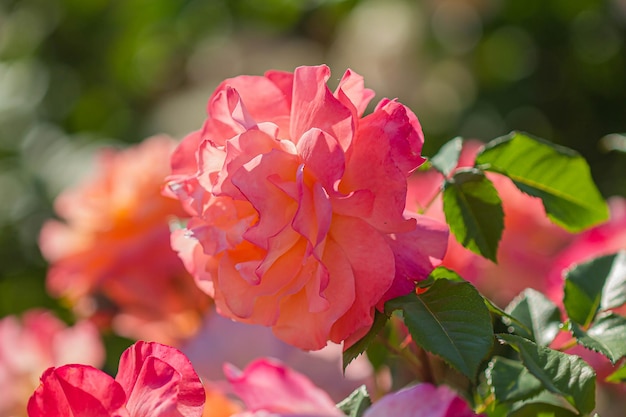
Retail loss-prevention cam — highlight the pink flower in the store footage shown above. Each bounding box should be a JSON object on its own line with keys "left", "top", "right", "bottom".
{"left": 167, "top": 64, "right": 448, "bottom": 350}
{"left": 223, "top": 359, "right": 480, "bottom": 417}
{"left": 39, "top": 136, "right": 209, "bottom": 345}
{"left": 362, "top": 384, "right": 482, "bottom": 417}
{"left": 27, "top": 341, "right": 205, "bottom": 417}
{"left": 181, "top": 313, "right": 374, "bottom": 403}
{"left": 407, "top": 141, "right": 573, "bottom": 306}
{"left": 225, "top": 358, "right": 343, "bottom": 417}
{"left": 0, "top": 309, "right": 104, "bottom": 417}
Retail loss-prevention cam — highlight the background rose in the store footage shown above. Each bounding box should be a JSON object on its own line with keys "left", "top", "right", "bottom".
{"left": 547, "top": 196, "right": 626, "bottom": 304}
{"left": 0, "top": 309, "right": 104, "bottom": 417}
{"left": 39, "top": 136, "right": 209, "bottom": 345}
{"left": 223, "top": 358, "right": 480, "bottom": 417}
{"left": 547, "top": 197, "right": 626, "bottom": 377}
{"left": 167, "top": 64, "right": 448, "bottom": 350}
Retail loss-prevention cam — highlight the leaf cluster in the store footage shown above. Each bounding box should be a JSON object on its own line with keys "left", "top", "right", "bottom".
{"left": 341, "top": 132, "right": 621, "bottom": 417}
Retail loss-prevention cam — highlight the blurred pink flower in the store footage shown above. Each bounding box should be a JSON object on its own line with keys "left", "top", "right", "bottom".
{"left": 27, "top": 341, "right": 205, "bottom": 417}
{"left": 407, "top": 141, "right": 573, "bottom": 306}
{"left": 166, "top": 64, "right": 448, "bottom": 350}
{"left": 223, "top": 359, "right": 480, "bottom": 417}
{"left": 39, "top": 136, "right": 209, "bottom": 345}
{"left": 225, "top": 358, "right": 343, "bottom": 417}
{"left": 0, "top": 309, "right": 104, "bottom": 417}
{"left": 362, "top": 383, "right": 482, "bottom": 417}
{"left": 181, "top": 314, "right": 374, "bottom": 403}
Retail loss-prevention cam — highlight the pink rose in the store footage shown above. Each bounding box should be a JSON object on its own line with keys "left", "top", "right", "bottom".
{"left": 223, "top": 359, "right": 480, "bottom": 417}
{"left": 407, "top": 141, "right": 573, "bottom": 306}
{"left": 0, "top": 310, "right": 104, "bottom": 417}
{"left": 27, "top": 341, "right": 205, "bottom": 417}
{"left": 362, "top": 384, "right": 482, "bottom": 417}
{"left": 39, "top": 136, "right": 209, "bottom": 345}
{"left": 225, "top": 358, "right": 343, "bottom": 417}
{"left": 166, "top": 64, "right": 448, "bottom": 350}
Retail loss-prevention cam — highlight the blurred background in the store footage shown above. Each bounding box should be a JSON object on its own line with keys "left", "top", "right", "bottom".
{"left": 1, "top": 0, "right": 625, "bottom": 365}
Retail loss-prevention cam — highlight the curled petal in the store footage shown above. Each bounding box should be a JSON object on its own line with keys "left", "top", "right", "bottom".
{"left": 290, "top": 65, "right": 354, "bottom": 150}
{"left": 380, "top": 214, "right": 449, "bottom": 304}
{"left": 115, "top": 342, "right": 205, "bottom": 417}
{"left": 27, "top": 365, "right": 128, "bottom": 417}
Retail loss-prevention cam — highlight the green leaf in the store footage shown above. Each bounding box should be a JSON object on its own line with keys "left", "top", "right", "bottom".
{"left": 605, "top": 362, "right": 626, "bottom": 383}
{"left": 497, "top": 334, "right": 596, "bottom": 415}
{"left": 428, "top": 265, "right": 466, "bottom": 282}
{"left": 442, "top": 168, "right": 504, "bottom": 262}
{"left": 508, "top": 402, "right": 580, "bottom": 417}
{"left": 336, "top": 385, "right": 371, "bottom": 417}
{"left": 570, "top": 313, "right": 626, "bottom": 364}
{"left": 417, "top": 265, "right": 465, "bottom": 289}
{"left": 342, "top": 310, "right": 388, "bottom": 371}
{"left": 424, "top": 267, "right": 531, "bottom": 336}
{"left": 424, "top": 267, "right": 530, "bottom": 334}
{"left": 564, "top": 251, "right": 626, "bottom": 327}
{"left": 475, "top": 131, "right": 609, "bottom": 232}
{"left": 505, "top": 289, "right": 562, "bottom": 346}
{"left": 487, "top": 356, "right": 544, "bottom": 403}
{"left": 386, "top": 279, "right": 493, "bottom": 379}
{"left": 430, "top": 136, "right": 463, "bottom": 176}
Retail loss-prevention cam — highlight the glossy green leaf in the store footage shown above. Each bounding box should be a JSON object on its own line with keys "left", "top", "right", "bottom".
{"left": 343, "top": 310, "right": 388, "bottom": 371}
{"left": 497, "top": 334, "right": 596, "bottom": 415}
{"left": 428, "top": 265, "right": 465, "bottom": 282}
{"left": 386, "top": 279, "right": 493, "bottom": 379}
{"left": 564, "top": 251, "right": 626, "bottom": 327}
{"left": 508, "top": 402, "right": 580, "bottom": 417}
{"left": 442, "top": 168, "right": 504, "bottom": 262}
{"left": 570, "top": 313, "right": 626, "bottom": 364}
{"left": 424, "top": 267, "right": 529, "bottom": 333}
{"left": 337, "top": 385, "right": 371, "bottom": 417}
{"left": 487, "top": 356, "right": 544, "bottom": 403}
{"left": 505, "top": 289, "right": 562, "bottom": 346}
{"left": 430, "top": 136, "right": 463, "bottom": 176}
{"left": 475, "top": 131, "right": 609, "bottom": 232}
{"left": 417, "top": 265, "right": 465, "bottom": 289}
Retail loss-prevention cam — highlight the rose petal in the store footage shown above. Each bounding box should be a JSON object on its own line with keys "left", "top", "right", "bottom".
{"left": 224, "top": 359, "right": 342, "bottom": 416}
{"left": 115, "top": 342, "right": 205, "bottom": 417}
{"left": 27, "top": 365, "right": 128, "bottom": 417}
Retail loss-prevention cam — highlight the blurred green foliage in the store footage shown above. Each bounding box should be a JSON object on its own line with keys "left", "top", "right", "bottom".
{"left": 0, "top": 0, "right": 624, "bottom": 370}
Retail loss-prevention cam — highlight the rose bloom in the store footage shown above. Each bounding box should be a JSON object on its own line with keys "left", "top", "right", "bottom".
{"left": 39, "top": 136, "right": 210, "bottom": 345}
{"left": 166, "top": 64, "right": 448, "bottom": 351}
{"left": 406, "top": 141, "right": 574, "bottom": 306}
{"left": 27, "top": 341, "right": 205, "bottom": 417}
{"left": 0, "top": 309, "right": 104, "bottom": 417}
